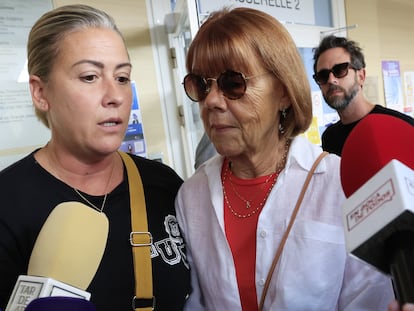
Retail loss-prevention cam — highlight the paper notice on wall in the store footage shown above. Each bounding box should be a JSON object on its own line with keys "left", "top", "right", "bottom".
{"left": 0, "top": 0, "right": 53, "bottom": 171}
{"left": 381, "top": 60, "right": 404, "bottom": 113}
{"left": 119, "top": 81, "right": 147, "bottom": 158}
{"left": 403, "top": 71, "right": 414, "bottom": 116}
{"left": 304, "top": 116, "right": 321, "bottom": 146}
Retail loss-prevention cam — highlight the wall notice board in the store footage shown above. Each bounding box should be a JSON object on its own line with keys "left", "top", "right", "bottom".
{"left": 0, "top": 0, "right": 53, "bottom": 170}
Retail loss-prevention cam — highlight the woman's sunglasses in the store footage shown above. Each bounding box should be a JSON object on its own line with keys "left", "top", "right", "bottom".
{"left": 182, "top": 70, "right": 265, "bottom": 102}
{"left": 313, "top": 62, "right": 357, "bottom": 85}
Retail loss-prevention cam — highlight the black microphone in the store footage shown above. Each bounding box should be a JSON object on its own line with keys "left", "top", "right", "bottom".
{"left": 340, "top": 114, "right": 414, "bottom": 306}
{"left": 25, "top": 296, "right": 96, "bottom": 311}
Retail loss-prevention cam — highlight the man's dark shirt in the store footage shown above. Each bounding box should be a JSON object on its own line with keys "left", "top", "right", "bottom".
{"left": 321, "top": 105, "right": 414, "bottom": 156}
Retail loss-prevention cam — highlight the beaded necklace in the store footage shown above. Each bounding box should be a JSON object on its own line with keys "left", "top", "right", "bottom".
{"left": 222, "top": 139, "right": 290, "bottom": 218}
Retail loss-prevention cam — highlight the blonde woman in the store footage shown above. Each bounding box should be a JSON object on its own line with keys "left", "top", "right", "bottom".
{"left": 0, "top": 5, "right": 190, "bottom": 310}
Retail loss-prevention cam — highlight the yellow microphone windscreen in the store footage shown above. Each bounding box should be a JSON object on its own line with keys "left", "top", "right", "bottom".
{"left": 28, "top": 201, "right": 109, "bottom": 290}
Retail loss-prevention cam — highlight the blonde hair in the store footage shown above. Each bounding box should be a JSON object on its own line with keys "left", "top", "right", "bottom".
{"left": 186, "top": 7, "right": 312, "bottom": 137}
{"left": 27, "top": 4, "right": 125, "bottom": 128}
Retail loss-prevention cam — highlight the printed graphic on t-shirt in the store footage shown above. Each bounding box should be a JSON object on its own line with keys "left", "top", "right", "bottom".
{"left": 150, "top": 215, "right": 189, "bottom": 269}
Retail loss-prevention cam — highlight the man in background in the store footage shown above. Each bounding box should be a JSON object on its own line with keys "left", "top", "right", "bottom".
{"left": 313, "top": 35, "right": 414, "bottom": 156}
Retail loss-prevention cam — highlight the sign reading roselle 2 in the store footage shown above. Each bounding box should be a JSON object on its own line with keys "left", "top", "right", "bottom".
{"left": 196, "top": 0, "right": 315, "bottom": 25}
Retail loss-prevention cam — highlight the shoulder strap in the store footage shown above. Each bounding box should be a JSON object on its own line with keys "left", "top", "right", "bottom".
{"left": 258, "top": 151, "right": 329, "bottom": 310}
{"left": 119, "top": 151, "right": 154, "bottom": 311}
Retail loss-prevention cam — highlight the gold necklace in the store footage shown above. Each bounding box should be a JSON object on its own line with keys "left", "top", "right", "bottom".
{"left": 223, "top": 169, "right": 277, "bottom": 218}
{"left": 227, "top": 139, "right": 290, "bottom": 210}
{"left": 73, "top": 189, "right": 108, "bottom": 213}
{"left": 73, "top": 156, "right": 116, "bottom": 213}
{"left": 228, "top": 171, "right": 276, "bottom": 209}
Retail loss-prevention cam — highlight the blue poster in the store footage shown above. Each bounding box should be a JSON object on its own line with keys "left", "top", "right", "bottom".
{"left": 382, "top": 60, "right": 404, "bottom": 112}
{"left": 119, "top": 81, "right": 147, "bottom": 157}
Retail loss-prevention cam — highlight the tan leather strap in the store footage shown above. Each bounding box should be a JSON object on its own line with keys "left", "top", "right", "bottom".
{"left": 258, "top": 151, "right": 329, "bottom": 310}
{"left": 119, "top": 152, "right": 154, "bottom": 311}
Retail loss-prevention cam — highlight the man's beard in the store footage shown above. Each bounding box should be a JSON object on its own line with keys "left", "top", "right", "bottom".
{"left": 323, "top": 81, "right": 359, "bottom": 112}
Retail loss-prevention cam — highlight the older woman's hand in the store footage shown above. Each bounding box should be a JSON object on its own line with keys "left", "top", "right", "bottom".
{"left": 389, "top": 300, "right": 414, "bottom": 311}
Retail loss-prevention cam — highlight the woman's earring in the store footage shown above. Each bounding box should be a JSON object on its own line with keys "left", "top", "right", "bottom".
{"left": 279, "top": 109, "right": 287, "bottom": 134}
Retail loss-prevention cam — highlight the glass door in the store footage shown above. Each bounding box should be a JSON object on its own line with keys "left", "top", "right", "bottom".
{"left": 166, "top": 0, "right": 204, "bottom": 177}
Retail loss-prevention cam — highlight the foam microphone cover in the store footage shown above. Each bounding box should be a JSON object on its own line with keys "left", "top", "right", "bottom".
{"left": 25, "top": 297, "right": 96, "bottom": 311}
{"left": 340, "top": 113, "right": 414, "bottom": 198}
{"left": 28, "top": 201, "right": 109, "bottom": 290}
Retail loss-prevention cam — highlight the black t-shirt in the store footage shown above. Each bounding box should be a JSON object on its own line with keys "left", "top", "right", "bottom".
{"left": 0, "top": 151, "right": 190, "bottom": 311}
{"left": 321, "top": 105, "right": 414, "bottom": 156}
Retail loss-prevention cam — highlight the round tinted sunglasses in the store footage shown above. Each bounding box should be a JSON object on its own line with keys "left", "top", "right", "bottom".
{"left": 182, "top": 70, "right": 267, "bottom": 102}
{"left": 313, "top": 62, "right": 357, "bottom": 85}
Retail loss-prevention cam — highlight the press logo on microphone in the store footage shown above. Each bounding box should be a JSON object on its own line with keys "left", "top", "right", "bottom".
{"left": 346, "top": 179, "right": 395, "bottom": 231}
{"left": 6, "top": 275, "right": 90, "bottom": 311}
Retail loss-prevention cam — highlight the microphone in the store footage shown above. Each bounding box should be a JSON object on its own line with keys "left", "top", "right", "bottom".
{"left": 6, "top": 202, "right": 109, "bottom": 311}
{"left": 25, "top": 296, "right": 96, "bottom": 311}
{"left": 340, "top": 114, "right": 414, "bottom": 306}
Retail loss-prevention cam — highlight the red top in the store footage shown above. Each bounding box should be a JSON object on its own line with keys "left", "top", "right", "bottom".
{"left": 222, "top": 160, "right": 277, "bottom": 311}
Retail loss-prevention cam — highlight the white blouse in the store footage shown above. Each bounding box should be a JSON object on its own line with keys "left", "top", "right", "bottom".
{"left": 175, "top": 136, "right": 394, "bottom": 311}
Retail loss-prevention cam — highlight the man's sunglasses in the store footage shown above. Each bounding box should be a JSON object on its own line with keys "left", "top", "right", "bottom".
{"left": 313, "top": 62, "right": 357, "bottom": 85}
{"left": 182, "top": 70, "right": 266, "bottom": 102}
